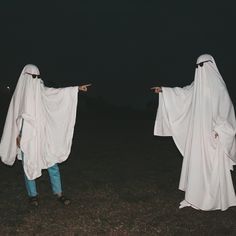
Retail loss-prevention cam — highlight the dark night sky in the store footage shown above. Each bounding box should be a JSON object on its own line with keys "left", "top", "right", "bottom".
{"left": 0, "top": 0, "right": 236, "bottom": 108}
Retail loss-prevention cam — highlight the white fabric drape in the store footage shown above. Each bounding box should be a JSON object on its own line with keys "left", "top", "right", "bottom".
{"left": 0, "top": 65, "right": 78, "bottom": 180}
{"left": 154, "top": 54, "right": 236, "bottom": 211}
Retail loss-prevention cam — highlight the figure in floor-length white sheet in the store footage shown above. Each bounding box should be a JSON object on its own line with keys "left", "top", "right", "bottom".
{"left": 151, "top": 54, "right": 236, "bottom": 211}
{"left": 0, "top": 64, "right": 91, "bottom": 206}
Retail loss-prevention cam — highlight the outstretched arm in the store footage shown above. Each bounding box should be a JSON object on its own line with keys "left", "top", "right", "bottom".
{"left": 151, "top": 86, "right": 162, "bottom": 94}
{"left": 78, "top": 84, "right": 92, "bottom": 92}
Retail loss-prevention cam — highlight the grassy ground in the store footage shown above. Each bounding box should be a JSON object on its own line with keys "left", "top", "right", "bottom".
{"left": 1, "top": 109, "right": 236, "bottom": 235}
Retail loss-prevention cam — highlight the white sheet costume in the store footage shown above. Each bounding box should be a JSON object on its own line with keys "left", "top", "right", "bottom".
{"left": 154, "top": 54, "right": 236, "bottom": 211}
{"left": 0, "top": 64, "right": 78, "bottom": 180}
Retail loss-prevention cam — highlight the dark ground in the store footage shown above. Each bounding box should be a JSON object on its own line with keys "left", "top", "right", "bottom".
{"left": 1, "top": 96, "right": 236, "bottom": 235}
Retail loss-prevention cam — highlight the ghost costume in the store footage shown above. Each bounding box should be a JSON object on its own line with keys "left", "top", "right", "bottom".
{"left": 0, "top": 65, "right": 78, "bottom": 186}
{"left": 154, "top": 54, "right": 236, "bottom": 211}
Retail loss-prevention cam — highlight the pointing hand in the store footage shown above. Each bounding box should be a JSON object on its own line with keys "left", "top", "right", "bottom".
{"left": 151, "top": 86, "right": 162, "bottom": 94}
{"left": 78, "top": 84, "right": 92, "bottom": 92}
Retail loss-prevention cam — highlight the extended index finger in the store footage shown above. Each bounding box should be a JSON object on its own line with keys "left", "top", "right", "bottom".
{"left": 84, "top": 83, "right": 92, "bottom": 87}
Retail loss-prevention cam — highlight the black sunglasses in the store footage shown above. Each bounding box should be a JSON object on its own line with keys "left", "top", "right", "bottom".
{"left": 25, "top": 72, "right": 40, "bottom": 78}
{"left": 196, "top": 60, "right": 213, "bottom": 68}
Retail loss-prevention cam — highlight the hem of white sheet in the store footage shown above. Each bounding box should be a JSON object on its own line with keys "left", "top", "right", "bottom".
{"left": 179, "top": 199, "right": 236, "bottom": 211}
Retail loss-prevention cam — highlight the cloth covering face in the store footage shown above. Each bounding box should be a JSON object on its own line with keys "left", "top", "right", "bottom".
{"left": 154, "top": 54, "right": 236, "bottom": 211}
{"left": 0, "top": 64, "right": 78, "bottom": 180}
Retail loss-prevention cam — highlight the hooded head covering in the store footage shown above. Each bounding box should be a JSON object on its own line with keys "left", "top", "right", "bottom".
{"left": 195, "top": 54, "right": 226, "bottom": 88}
{"left": 23, "top": 64, "right": 40, "bottom": 75}
{"left": 0, "top": 64, "right": 78, "bottom": 180}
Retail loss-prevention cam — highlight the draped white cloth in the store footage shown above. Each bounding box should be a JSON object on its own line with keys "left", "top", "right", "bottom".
{"left": 154, "top": 54, "right": 236, "bottom": 211}
{"left": 0, "top": 65, "right": 78, "bottom": 180}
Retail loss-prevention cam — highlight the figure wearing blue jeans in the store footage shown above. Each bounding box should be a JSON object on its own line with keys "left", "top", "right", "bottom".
{"left": 22, "top": 152, "right": 62, "bottom": 197}
{"left": 1, "top": 64, "right": 92, "bottom": 207}
{"left": 18, "top": 119, "right": 70, "bottom": 206}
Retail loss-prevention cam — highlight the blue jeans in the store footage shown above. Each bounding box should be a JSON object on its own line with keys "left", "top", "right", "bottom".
{"left": 22, "top": 153, "right": 62, "bottom": 197}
